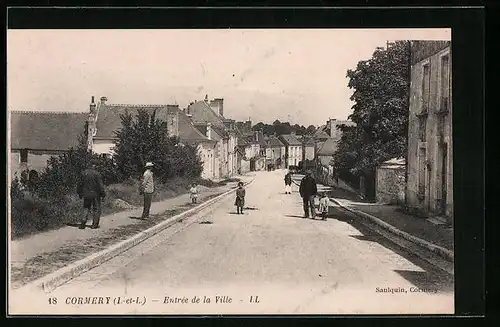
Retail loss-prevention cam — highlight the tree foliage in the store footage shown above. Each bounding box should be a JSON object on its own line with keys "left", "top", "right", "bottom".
{"left": 333, "top": 41, "right": 410, "bottom": 176}
{"left": 113, "top": 109, "right": 203, "bottom": 183}
{"left": 248, "top": 121, "right": 311, "bottom": 136}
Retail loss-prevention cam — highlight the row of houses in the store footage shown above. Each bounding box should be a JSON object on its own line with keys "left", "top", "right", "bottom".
{"left": 9, "top": 93, "right": 339, "bottom": 183}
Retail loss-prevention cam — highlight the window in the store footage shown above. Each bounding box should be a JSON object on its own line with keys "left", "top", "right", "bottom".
{"left": 422, "top": 63, "right": 430, "bottom": 112}
{"left": 20, "top": 149, "right": 28, "bottom": 163}
{"left": 440, "top": 54, "right": 450, "bottom": 112}
{"left": 418, "top": 116, "right": 427, "bottom": 142}
{"left": 418, "top": 148, "right": 426, "bottom": 198}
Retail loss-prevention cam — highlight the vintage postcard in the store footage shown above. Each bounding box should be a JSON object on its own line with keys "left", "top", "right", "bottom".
{"left": 8, "top": 27, "right": 454, "bottom": 315}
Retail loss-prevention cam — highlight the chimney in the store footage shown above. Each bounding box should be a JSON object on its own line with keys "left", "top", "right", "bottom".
{"left": 100, "top": 96, "right": 108, "bottom": 105}
{"left": 329, "top": 118, "right": 337, "bottom": 138}
{"left": 209, "top": 98, "right": 224, "bottom": 117}
{"left": 90, "top": 96, "right": 96, "bottom": 115}
{"left": 204, "top": 94, "right": 209, "bottom": 103}
{"left": 166, "top": 105, "right": 179, "bottom": 137}
{"left": 206, "top": 123, "right": 212, "bottom": 140}
{"left": 87, "top": 96, "right": 97, "bottom": 151}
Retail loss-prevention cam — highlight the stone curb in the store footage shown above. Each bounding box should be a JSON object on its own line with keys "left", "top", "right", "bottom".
{"left": 329, "top": 198, "right": 454, "bottom": 263}
{"left": 18, "top": 177, "right": 255, "bottom": 294}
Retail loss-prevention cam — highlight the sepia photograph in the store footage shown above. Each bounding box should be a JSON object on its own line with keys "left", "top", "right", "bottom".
{"left": 8, "top": 27, "right": 455, "bottom": 315}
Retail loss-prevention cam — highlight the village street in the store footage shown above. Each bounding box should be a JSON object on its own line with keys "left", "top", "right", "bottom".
{"left": 34, "top": 169, "right": 455, "bottom": 315}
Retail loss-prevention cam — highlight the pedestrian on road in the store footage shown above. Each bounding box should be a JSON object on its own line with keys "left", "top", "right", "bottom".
{"left": 190, "top": 183, "right": 199, "bottom": 204}
{"left": 140, "top": 162, "right": 155, "bottom": 219}
{"left": 299, "top": 170, "right": 318, "bottom": 218}
{"left": 284, "top": 170, "right": 292, "bottom": 194}
{"left": 235, "top": 181, "right": 246, "bottom": 214}
{"left": 318, "top": 192, "right": 329, "bottom": 221}
{"left": 77, "top": 160, "right": 106, "bottom": 229}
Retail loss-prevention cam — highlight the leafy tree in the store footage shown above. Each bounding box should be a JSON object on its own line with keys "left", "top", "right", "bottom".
{"left": 113, "top": 109, "right": 203, "bottom": 183}
{"left": 306, "top": 125, "right": 316, "bottom": 134}
{"left": 333, "top": 41, "right": 411, "bottom": 196}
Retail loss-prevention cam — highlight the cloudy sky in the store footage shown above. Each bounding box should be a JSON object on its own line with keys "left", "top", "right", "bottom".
{"left": 7, "top": 29, "right": 450, "bottom": 126}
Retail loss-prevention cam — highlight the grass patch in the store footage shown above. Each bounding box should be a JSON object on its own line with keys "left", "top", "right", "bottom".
{"left": 10, "top": 176, "right": 228, "bottom": 240}
{"left": 10, "top": 191, "right": 225, "bottom": 289}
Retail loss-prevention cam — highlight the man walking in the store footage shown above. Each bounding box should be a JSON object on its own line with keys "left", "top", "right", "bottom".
{"left": 140, "top": 162, "right": 155, "bottom": 219}
{"left": 299, "top": 170, "right": 318, "bottom": 218}
{"left": 77, "top": 161, "right": 105, "bottom": 229}
{"left": 284, "top": 170, "right": 292, "bottom": 194}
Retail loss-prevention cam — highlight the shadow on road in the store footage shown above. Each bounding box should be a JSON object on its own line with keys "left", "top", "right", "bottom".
{"left": 66, "top": 223, "right": 93, "bottom": 228}
{"left": 327, "top": 204, "right": 454, "bottom": 293}
{"left": 394, "top": 269, "right": 454, "bottom": 293}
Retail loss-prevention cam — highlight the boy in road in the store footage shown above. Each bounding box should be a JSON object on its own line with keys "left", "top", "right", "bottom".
{"left": 235, "top": 181, "right": 246, "bottom": 214}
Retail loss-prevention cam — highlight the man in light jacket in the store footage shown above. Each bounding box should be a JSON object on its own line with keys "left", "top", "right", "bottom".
{"left": 141, "top": 162, "right": 155, "bottom": 219}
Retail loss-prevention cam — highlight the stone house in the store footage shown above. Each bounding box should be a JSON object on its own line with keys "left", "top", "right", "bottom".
{"left": 9, "top": 110, "right": 88, "bottom": 178}
{"left": 187, "top": 96, "right": 239, "bottom": 179}
{"left": 406, "top": 41, "right": 452, "bottom": 220}
{"left": 279, "top": 132, "right": 303, "bottom": 168}
{"left": 86, "top": 96, "right": 218, "bottom": 180}
{"left": 376, "top": 158, "right": 406, "bottom": 205}
{"left": 265, "top": 135, "right": 285, "bottom": 168}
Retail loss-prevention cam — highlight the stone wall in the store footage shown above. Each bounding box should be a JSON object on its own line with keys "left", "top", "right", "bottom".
{"left": 407, "top": 41, "right": 453, "bottom": 218}
{"left": 376, "top": 166, "right": 406, "bottom": 204}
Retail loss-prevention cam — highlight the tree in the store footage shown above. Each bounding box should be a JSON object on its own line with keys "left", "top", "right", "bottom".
{"left": 333, "top": 41, "right": 410, "bottom": 196}
{"left": 113, "top": 109, "right": 203, "bottom": 183}
{"left": 306, "top": 125, "right": 316, "bottom": 134}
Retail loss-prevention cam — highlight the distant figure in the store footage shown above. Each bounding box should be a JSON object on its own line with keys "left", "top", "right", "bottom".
{"left": 299, "top": 170, "right": 318, "bottom": 218}
{"left": 140, "top": 162, "right": 155, "bottom": 219}
{"left": 284, "top": 170, "right": 292, "bottom": 194}
{"left": 235, "top": 181, "right": 246, "bottom": 214}
{"left": 190, "top": 183, "right": 199, "bottom": 204}
{"left": 77, "top": 161, "right": 106, "bottom": 229}
{"left": 318, "top": 192, "right": 329, "bottom": 221}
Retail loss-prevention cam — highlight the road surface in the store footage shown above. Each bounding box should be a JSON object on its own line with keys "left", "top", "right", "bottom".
{"left": 22, "top": 170, "right": 454, "bottom": 315}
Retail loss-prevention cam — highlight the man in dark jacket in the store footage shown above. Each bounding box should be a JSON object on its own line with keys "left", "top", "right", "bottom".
{"left": 284, "top": 171, "right": 292, "bottom": 194}
{"left": 299, "top": 170, "right": 318, "bottom": 218}
{"left": 77, "top": 161, "right": 106, "bottom": 229}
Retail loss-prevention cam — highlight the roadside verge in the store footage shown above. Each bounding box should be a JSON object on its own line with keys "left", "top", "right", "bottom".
{"left": 329, "top": 198, "right": 454, "bottom": 263}
{"left": 16, "top": 177, "right": 255, "bottom": 293}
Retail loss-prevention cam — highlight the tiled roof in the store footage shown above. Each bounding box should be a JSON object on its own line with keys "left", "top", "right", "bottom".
{"left": 187, "top": 100, "right": 228, "bottom": 136}
{"left": 95, "top": 104, "right": 173, "bottom": 139}
{"left": 317, "top": 137, "right": 339, "bottom": 156}
{"left": 177, "top": 110, "right": 215, "bottom": 144}
{"left": 10, "top": 111, "right": 88, "bottom": 151}
{"left": 267, "top": 136, "right": 284, "bottom": 147}
{"left": 279, "top": 134, "right": 302, "bottom": 146}
{"left": 94, "top": 103, "right": 213, "bottom": 145}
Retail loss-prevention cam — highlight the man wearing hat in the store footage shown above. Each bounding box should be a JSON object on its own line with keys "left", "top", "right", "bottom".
{"left": 299, "top": 170, "right": 318, "bottom": 218}
{"left": 140, "top": 162, "right": 155, "bottom": 219}
{"left": 77, "top": 160, "right": 106, "bottom": 229}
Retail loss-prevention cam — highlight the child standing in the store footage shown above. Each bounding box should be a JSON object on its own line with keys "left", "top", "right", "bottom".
{"left": 318, "top": 192, "right": 329, "bottom": 221}
{"left": 235, "top": 181, "right": 246, "bottom": 214}
{"left": 189, "top": 183, "right": 198, "bottom": 204}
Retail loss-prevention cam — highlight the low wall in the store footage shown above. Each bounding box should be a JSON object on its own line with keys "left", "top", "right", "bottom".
{"left": 376, "top": 166, "right": 406, "bottom": 205}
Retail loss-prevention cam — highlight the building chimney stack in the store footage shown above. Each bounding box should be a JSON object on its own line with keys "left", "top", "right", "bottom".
{"left": 100, "top": 96, "right": 108, "bottom": 105}
{"left": 90, "top": 96, "right": 97, "bottom": 115}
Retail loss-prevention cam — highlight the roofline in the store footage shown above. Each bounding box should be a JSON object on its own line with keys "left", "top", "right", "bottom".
{"left": 10, "top": 110, "right": 88, "bottom": 115}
